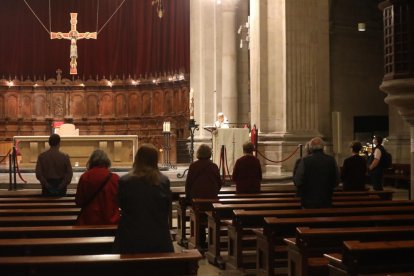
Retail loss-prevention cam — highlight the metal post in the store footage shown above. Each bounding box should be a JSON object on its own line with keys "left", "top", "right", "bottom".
{"left": 8, "top": 153, "right": 12, "bottom": 191}
{"left": 12, "top": 146, "right": 17, "bottom": 190}
{"left": 177, "top": 119, "right": 199, "bottom": 178}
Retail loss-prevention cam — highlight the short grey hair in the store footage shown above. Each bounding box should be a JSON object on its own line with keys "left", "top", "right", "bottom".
{"left": 308, "top": 137, "right": 325, "bottom": 152}
{"left": 86, "top": 149, "right": 111, "bottom": 170}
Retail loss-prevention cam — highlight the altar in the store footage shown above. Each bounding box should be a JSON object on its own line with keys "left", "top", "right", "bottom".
{"left": 212, "top": 128, "right": 249, "bottom": 174}
{"left": 14, "top": 135, "right": 138, "bottom": 168}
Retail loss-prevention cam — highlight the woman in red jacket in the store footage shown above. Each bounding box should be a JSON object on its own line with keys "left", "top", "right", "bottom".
{"left": 75, "top": 149, "right": 120, "bottom": 225}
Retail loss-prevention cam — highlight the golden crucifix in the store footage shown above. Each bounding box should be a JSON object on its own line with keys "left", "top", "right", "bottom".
{"left": 50, "top": 13, "right": 97, "bottom": 75}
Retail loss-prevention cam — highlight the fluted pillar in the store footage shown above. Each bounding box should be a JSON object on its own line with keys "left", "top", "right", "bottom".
{"left": 379, "top": 0, "right": 414, "bottom": 199}
{"left": 221, "top": 0, "right": 238, "bottom": 124}
{"left": 250, "top": 0, "right": 330, "bottom": 175}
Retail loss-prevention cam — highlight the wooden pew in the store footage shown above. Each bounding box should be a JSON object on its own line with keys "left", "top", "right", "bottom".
{"left": 0, "top": 215, "right": 77, "bottom": 226}
{"left": 0, "top": 196, "right": 75, "bottom": 203}
{"left": 0, "top": 249, "right": 202, "bottom": 276}
{"left": 0, "top": 190, "right": 76, "bottom": 197}
{"left": 0, "top": 208, "right": 80, "bottom": 216}
{"left": 257, "top": 215, "right": 414, "bottom": 276}
{"left": 0, "top": 236, "right": 115, "bottom": 256}
{"left": 0, "top": 202, "right": 77, "bottom": 209}
{"left": 205, "top": 199, "right": 414, "bottom": 267}
{"left": 176, "top": 189, "right": 394, "bottom": 247}
{"left": 0, "top": 225, "right": 117, "bottom": 239}
{"left": 226, "top": 204, "right": 414, "bottom": 272}
{"left": 284, "top": 225, "right": 414, "bottom": 276}
{"left": 324, "top": 240, "right": 414, "bottom": 276}
{"left": 182, "top": 194, "right": 386, "bottom": 250}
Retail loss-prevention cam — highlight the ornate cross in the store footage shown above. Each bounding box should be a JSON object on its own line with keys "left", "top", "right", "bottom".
{"left": 51, "top": 13, "right": 97, "bottom": 75}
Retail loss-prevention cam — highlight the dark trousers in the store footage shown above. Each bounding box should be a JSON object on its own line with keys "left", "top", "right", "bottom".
{"left": 370, "top": 169, "right": 384, "bottom": 191}
{"left": 42, "top": 178, "right": 66, "bottom": 196}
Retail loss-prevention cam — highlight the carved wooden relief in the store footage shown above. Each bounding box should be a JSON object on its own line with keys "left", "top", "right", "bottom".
{"left": 165, "top": 90, "right": 173, "bottom": 114}
{"left": 142, "top": 92, "right": 151, "bottom": 115}
{"left": 33, "top": 94, "right": 46, "bottom": 117}
{"left": 0, "top": 78, "right": 190, "bottom": 163}
{"left": 128, "top": 93, "right": 140, "bottom": 116}
{"left": 115, "top": 93, "right": 127, "bottom": 117}
{"left": 86, "top": 94, "right": 99, "bottom": 117}
{"left": 52, "top": 94, "right": 65, "bottom": 118}
{"left": 0, "top": 96, "right": 4, "bottom": 118}
{"left": 153, "top": 90, "right": 163, "bottom": 115}
{"left": 6, "top": 95, "right": 18, "bottom": 117}
{"left": 71, "top": 93, "right": 85, "bottom": 118}
{"left": 20, "top": 94, "right": 32, "bottom": 118}
{"left": 100, "top": 94, "right": 113, "bottom": 117}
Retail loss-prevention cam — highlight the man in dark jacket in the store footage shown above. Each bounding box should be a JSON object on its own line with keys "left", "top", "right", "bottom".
{"left": 294, "top": 137, "right": 340, "bottom": 208}
{"left": 35, "top": 134, "right": 73, "bottom": 196}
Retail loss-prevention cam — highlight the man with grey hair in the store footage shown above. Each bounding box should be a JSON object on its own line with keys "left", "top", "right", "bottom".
{"left": 293, "top": 137, "right": 340, "bottom": 208}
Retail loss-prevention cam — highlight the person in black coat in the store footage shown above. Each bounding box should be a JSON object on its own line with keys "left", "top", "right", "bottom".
{"left": 113, "top": 144, "right": 174, "bottom": 254}
{"left": 341, "top": 141, "right": 367, "bottom": 191}
{"left": 294, "top": 137, "right": 340, "bottom": 208}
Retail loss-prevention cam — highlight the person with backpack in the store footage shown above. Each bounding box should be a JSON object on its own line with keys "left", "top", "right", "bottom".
{"left": 368, "top": 136, "right": 390, "bottom": 191}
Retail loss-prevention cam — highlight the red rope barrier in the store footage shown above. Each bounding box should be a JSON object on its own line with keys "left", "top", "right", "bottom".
{"left": 0, "top": 149, "right": 11, "bottom": 163}
{"left": 256, "top": 145, "right": 300, "bottom": 164}
{"left": 15, "top": 156, "right": 27, "bottom": 184}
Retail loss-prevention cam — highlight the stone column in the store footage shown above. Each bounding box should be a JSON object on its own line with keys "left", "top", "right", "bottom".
{"left": 249, "top": 0, "right": 330, "bottom": 175}
{"left": 189, "top": 0, "right": 218, "bottom": 159}
{"left": 379, "top": 0, "right": 414, "bottom": 199}
{"left": 221, "top": 0, "right": 238, "bottom": 125}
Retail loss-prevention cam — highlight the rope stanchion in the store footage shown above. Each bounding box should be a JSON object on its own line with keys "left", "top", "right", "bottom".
{"left": 14, "top": 153, "right": 27, "bottom": 184}
{"left": 256, "top": 145, "right": 301, "bottom": 164}
{"left": 0, "top": 149, "right": 11, "bottom": 164}
{"left": 218, "top": 145, "right": 232, "bottom": 184}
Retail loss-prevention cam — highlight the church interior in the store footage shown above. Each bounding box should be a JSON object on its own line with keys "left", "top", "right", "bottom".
{"left": 1, "top": 0, "right": 414, "bottom": 275}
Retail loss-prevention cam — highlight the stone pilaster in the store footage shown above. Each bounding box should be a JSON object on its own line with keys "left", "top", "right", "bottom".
{"left": 221, "top": 0, "right": 238, "bottom": 125}
{"left": 249, "top": 0, "right": 330, "bottom": 175}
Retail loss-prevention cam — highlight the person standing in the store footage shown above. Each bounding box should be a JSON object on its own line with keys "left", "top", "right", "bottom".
{"left": 75, "top": 149, "right": 120, "bottom": 225}
{"left": 185, "top": 144, "right": 222, "bottom": 200}
{"left": 368, "top": 136, "right": 385, "bottom": 191}
{"left": 232, "top": 141, "right": 262, "bottom": 193}
{"left": 341, "top": 141, "right": 367, "bottom": 191}
{"left": 294, "top": 137, "right": 340, "bottom": 208}
{"left": 185, "top": 144, "right": 222, "bottom": 248}
{"left": 113, "top": 144, "right": 173, "bottom": 253}
{"left": 35, "top": 134, "right": 73, "bottom": 196}
{"left": 214, "top": 112, "right": 229, "bottom": 128}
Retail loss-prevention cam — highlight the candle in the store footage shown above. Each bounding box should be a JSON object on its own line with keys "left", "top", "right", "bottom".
{"left": 189, "top": 88, "right": 194, "bottom": 119}
{"left": 163, "top": 122, "right": 166, "bottom": 132}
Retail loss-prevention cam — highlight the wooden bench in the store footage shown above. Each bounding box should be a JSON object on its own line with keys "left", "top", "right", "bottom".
{"left": 0, "top": 202, "right": 77, "bottom": 209}
{"left": 0, "top": 208, "right": 80, "bottom": 216}
{"left": 0, "top": 249, "right": 202, "bottom": 276}
{"left": 205, "top": 199, "right": 412, "bottom": 267}
{"left": 182, "top": 194, "right": 388, "bottom": 251}
{"left": 0, "top": 236, "right": 115, "bottom": 256}
{"left": 257, "top": 215, "right": 414, "bottom": 276}
{"left": 383, "top": 163, "right": 410, "bottom": 188}
{"left": 284, "top": 225, "right": 414, "bottom": 276}
{"left": 324, "top": 240, "right": 414, "bottom": 276}
{"left": 0, "top": 196, "right": 76, "bottom": 203}
{"left": 0, "top": 215, "right": 77, "bottom": 226}
{"left": 0, "top": 225, "right": 117, "bottom": 239}
{"left": 0, "top": 191, "right": 76, "bottom": 197}
{"left": 226, "top": 204, "right": 414, "bottom": 272}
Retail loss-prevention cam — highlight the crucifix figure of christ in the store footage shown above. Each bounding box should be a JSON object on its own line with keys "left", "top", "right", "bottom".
{"left": 50, "top": 13, "right": 97, "bottom": 75}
